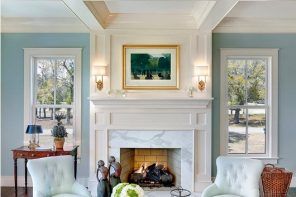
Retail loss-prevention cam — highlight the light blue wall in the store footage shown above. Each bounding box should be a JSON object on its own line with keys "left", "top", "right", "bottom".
{"left": 1, "top": 33, "right": 90, "bottom": 177}
{"left": 212, "top": 33, "right": 296, "bottom": 175}
{"left": 3, "top": 32, "right": 296, "bottom": 180}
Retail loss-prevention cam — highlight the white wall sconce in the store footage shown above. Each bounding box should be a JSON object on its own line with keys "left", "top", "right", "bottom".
{"left": 93, "top": 65, "right": 107, "bottom": 91}
{"left": 194, "top": 65, "right": 209, "bottom": 91}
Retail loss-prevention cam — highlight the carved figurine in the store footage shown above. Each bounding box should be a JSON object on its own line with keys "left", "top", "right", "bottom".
{"left": 108, "top": 156, "right": 122, "bottom": 189}
{"left": 97, "top": 160, "right": 111, "bottom": 197}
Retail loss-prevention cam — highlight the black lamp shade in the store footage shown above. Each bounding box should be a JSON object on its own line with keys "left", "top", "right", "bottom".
{"left": 26, "top": 125, "right": 43, "bottom": 134}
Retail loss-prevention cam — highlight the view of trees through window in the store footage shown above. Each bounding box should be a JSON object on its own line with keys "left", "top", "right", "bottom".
{"left": 34, "top": 57, "right": 75, "bottom": 147}
{"left": 227, "top": 58, "right": 267, "bottom": 154}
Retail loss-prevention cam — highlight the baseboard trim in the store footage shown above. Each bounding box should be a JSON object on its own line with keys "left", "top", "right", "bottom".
{"left": 1, "top": 176, "right": 33, "bottom": 187}
{"left": 1, "top": 176, "right": 89, "bottom": 187}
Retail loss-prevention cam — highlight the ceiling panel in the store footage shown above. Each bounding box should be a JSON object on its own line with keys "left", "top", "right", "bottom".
{"left": 227, "top": 1, "right": 296, "bottom": 19}
{"left": 105, "top": 1, "right": 198, "bottom": 14}
{"left": 2, "top": 0, "right": 76, "bottom": 18}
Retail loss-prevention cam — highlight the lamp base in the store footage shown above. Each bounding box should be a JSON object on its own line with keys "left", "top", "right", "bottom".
{"left": 28, "top": 141, "right": 40, "bottom": 149}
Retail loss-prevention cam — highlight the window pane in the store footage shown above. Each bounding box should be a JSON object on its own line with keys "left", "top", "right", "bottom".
{"left": 36, "top": 107, "right": 74, "bottom": 147}
{"left": 228, "top": 108, "right": 247, "bottom": 153}
{"left": 247, "top": 59, "right": 266, "bottom": 105}
{"left": 56, "top": 58, "right": 75, "bottom": 105}
{"left": 248, "top": 109, "right": 266, "bottom": 154}
{"left": 227, "top": 59, "right": 246, "bottom": 106}
{"left": 54, "top": 108, "right": 74, "bottom": 147}
{"left": 36, "top": 59, "right": 55, "bottom": 104}
{"left": 35, "top": 107, "right": 55, "bottom": 147}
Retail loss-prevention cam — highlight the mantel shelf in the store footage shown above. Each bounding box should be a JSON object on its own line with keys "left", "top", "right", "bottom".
{"left": 89, "top": 95, "right": 213, "bottom": 109}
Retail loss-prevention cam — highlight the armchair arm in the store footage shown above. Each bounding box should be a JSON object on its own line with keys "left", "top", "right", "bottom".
{"left": 71, "top": 181, "right": 91, "bottom": 197}
{"left": 201, "top": 183, "right": 221, "bottom": 197}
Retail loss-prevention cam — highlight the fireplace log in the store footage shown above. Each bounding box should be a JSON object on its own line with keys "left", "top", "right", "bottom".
{"left": 129, "top": 163, "right": 174, "bottom": 187}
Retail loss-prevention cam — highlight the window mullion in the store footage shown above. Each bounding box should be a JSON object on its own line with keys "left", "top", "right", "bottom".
{"left": 244, "top": 60, "right": 249, "bottom": 155}
{"left": 53, "top": 59, "right": 57, "bottom": 121}
{"left": 54, "top": 59, "right": 57, "bottom": 106}
{"left": 265, "top": 59, "right": 270, "bottom": 156}
{"left": 33, "top": 58, "right": 38, "bottom": 125}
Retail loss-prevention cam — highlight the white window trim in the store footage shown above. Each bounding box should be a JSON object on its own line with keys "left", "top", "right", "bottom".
{"left": 23, "top": 48, "right": 82, "bottom": 148}
{"left": 220, "top": 48, "right": 278, "bottom": 163}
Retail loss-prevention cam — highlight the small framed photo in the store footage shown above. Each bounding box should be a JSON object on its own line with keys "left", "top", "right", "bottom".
{"left": 122, "top": 45, "right": 180, "bottom": 90}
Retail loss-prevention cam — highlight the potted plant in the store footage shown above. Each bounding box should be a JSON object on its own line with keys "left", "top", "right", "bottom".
{"left": 51, "top": 113, "right": 68, "bottom": 149}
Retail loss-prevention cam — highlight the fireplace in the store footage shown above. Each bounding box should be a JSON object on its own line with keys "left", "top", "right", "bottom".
{"left": 120, "top": 148, "right": 181, "bottom": 188}
{"left": 108, "top": 129, "right": 194, "bottom": 191}
{"left": 89, "top": 97, "right": 213, "bottom": 196}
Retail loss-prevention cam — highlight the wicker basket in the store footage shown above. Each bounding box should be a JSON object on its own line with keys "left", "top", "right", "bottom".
{"left": 261, "top": 164, "right": 293, "bottom": 197}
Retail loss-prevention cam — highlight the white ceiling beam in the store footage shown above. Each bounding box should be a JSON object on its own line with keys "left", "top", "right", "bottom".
{"left": 198, "top": 0, "right": 239, "bottom": 31}
{"left": 62, "top": 0, "right": 104, "bottom": 31}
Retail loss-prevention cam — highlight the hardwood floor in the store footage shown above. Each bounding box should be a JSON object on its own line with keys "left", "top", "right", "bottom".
{"left": 2, "top": 187, "right": 296, "bottom": 197}
{"left": 1, "top": 187, "right": 33, "bottom": 197}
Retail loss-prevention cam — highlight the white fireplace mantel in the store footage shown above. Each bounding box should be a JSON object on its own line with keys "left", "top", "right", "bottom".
{"left": 89, "top": 95, "right": 213, "bottom": 108}
{"left": 88, "top": 95, "right": 213, "bottom": 196}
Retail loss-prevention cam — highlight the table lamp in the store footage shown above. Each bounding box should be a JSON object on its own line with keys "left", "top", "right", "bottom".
{"left": 26, "top": 125, "right": 43, "bottom": 149}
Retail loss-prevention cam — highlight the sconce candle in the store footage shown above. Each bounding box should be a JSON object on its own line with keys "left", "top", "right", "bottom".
{"left": 194, "top": 66, "right": 209, "bottom": 91}
{"left": 93, "top": 65, "right": 107, "bottom": 91}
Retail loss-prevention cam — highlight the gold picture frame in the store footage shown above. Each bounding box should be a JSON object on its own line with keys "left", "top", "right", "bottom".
{"left": 122, "top": 45, "right": 180, "bottom": 90}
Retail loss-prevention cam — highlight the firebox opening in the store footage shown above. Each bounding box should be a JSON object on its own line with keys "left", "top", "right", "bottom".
{"left": 120, "top": 148, "right": 181, "bottom": 189}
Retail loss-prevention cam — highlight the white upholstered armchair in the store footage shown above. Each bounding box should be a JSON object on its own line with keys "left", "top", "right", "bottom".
{"left": 27, "top": 155, "right": 91, "bottom": 197}
{"left": 202, "top": 156, "right": 264, "bottom": 197}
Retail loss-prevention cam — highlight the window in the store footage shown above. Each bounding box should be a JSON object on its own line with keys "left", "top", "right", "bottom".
{"left": 24, "top": 48, "right": 81, "bottom": 147}
{"left": 220, "top": 49, "right": 278, "bottom": 160}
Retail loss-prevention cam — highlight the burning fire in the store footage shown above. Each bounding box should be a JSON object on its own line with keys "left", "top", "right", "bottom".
{"left": 134, "top": 162, "right": 166, "bottom": 174}
{"left": 129, "top": 162, "right": 173, "bottom": 187}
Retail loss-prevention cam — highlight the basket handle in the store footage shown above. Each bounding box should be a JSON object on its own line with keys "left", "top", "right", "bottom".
{"left": 264, "top": 164, "right": 285, "bottom": 172}
{"left": 265, "top": 164, "right": 275, "bottom": 168}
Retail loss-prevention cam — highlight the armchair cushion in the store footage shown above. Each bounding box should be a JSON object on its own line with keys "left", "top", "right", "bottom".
{"left": 202, "top": 156, "right": 264, "bottom": 197}
{"left": 27, "top": 155, "right": 90, "bottom": 197}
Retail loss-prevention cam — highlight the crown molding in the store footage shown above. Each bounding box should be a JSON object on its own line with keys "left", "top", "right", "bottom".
{"left": 1, "top": 17, "right": 89, "bottom": 33}
{"left": 105, "top": 14, "right": 197, "bottom": 30}
{"left": 214, "top": 17, "right": 296, "bottom": 33}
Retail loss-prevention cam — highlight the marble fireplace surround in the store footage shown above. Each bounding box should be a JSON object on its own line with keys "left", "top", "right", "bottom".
{"left": 89, "top": 96, "right": 213, "bottom": 196}
{"left": 110, "top": 130, "right": 192, "bottom": 189}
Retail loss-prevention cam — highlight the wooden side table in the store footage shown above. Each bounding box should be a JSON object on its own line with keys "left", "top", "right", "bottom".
{"left": 12, "top": 145, "right": 79, "bottom": 194}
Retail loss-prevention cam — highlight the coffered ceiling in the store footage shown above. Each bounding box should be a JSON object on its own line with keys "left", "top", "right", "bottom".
{"left": 2, "top": 0, "right": 296, "bottom": 33}
{"left": 83, "top": 0, "right": 216, "bottom": 29}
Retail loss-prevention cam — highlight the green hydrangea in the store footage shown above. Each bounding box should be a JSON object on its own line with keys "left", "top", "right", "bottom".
{"left": 111, "top": 183, "right": 144, "bottom": 197}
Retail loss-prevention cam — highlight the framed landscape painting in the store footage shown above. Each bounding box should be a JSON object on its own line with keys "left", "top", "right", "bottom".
{"left": 122, "top": 45, "right": 179, "bottom": 90}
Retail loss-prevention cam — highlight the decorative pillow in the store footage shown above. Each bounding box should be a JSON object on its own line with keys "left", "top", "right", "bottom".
{"left": 111, "top": 183, "right": 144, "bottom": 197}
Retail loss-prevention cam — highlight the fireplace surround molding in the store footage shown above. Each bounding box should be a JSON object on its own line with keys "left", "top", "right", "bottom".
{"left": 88, "top": 96, "right": 213, "bottom": 195}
